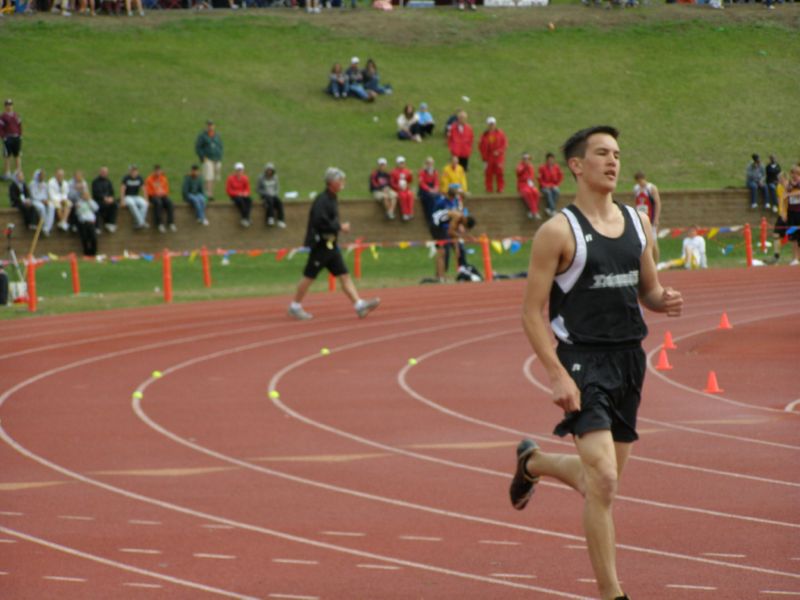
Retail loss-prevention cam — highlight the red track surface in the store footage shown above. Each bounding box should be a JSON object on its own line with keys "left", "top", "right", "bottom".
{"left": 1, "top": 267, "right": 798, "bottom": 599}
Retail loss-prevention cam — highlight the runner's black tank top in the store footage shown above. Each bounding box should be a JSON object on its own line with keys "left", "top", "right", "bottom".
{"left": 549, "top": 202, "right": 648, "bottom": 347}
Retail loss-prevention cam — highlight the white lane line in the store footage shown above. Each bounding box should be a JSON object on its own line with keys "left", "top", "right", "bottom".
{"left": 125, "top": 325, "right": 800, "bottom": 584}
{"left": 0, "top": 571, "right": 8, "bottom": 575}
{"left": 398, "top": 535, "right": 442, "bottom": 542}
{"left": 272, "top": 559, "right": 319, "bottom": 565}
{"left": 119, "top": 548, "right": 163, "bottom": 555}
{"left": 123, "top": 582, "right": 163, "bottom": 589}
{"left": 128, "top": 519, "right": 161, "bottom": 526}
{"left": 0, "top": 511, "right": 23, "bottom": 516}
{"left": 786, "top": 399, "right": 800, "bottom": 413}
{"left": 479, "top": 540, "right": 522, "bottom": 546}
{"left": 43, "top": 575, "right": 87, "bottom": 582}
{"left": 0, "top": 526, "right": 259, "bottom": 599}
{"left": 666, "top": 584, "right": 717, "bottom": 590}
{"left": 0, "top": 538, "right": 17, "bottom": 544}
{"left": 357, "top": 563, "right": 402, "bottom": 571}
{"left": 268, "top": 594, "right": 320, "bottom": 600}
{"left": 320, "top": 531, "right": 365, "bottom": 537}
{"left": 492, "top": 573, "right": 537, "bottom": 579}
{"left": 193, "top": 553, "right": 236, "bottom": 560}
{"left": 761, "top": 592, "right": 800, "bottom": 596}
{"left": 577, "top": 578, "right": 596, "bottom": 583}
{"left": 58, "top": 515, "right": 95, "bottom": 521}
{"left": 201, "top": 524, "right": 235, "bottom": 530}
{"left": 701, "top": 552, "right": 746, "bottom": 558}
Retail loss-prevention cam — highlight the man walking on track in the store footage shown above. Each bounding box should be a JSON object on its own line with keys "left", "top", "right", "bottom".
{"left": 509, "top": 126, "right": 683, "bottom": 600}
{"left": 288, "top": 167, "right": 380, "bottom": 321}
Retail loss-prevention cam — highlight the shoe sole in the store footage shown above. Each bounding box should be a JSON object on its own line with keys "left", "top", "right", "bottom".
{"left": 357, "top": 299, "right": 380, "bottom": 319}
{"left": 509, "top": 438, "right": 540, "bottom": 510}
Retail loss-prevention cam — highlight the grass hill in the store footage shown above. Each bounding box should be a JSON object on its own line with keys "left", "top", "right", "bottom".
{"left": 2, "top": 5, "right": 799, "bottom": 200}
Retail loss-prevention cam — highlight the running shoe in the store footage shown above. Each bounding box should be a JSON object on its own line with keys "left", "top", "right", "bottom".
{"left": 288, "top": 305, "right": 313, "bottom": 321}
{"left": 356, "top": 298, "right": 380, "bottom": 319}
{"left": 509, "top": 438, "right": 540, "bottom": 510}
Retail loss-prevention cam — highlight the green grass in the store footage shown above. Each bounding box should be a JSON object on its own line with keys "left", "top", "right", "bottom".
{"left": 0, "top": 232, "right": 759, "bottom": 318}
{"left": 1, "top": 7, "right": 799, "bottom": 201}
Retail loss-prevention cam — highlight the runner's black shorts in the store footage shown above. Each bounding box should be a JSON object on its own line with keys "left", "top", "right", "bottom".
{"left": 3, "top": 137, "right": 21, "bottom": 158}
{"left": 302, "top": 242, "right": 348, "bottom": 279}
{"left": 553, "top": 344, "right": 646, "bottom": 443}
{"left": 787, "top": 210, "right": 800, "bottom": 243}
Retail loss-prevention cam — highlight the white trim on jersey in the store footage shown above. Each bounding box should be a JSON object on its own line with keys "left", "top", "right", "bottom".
{"left": 551, "top": 314, "right": 571, "bottom": 344}
{"left": 624, "top": 204, "right": 647, "bottom": 256}
{"left": 554, "top": 207, "right": 587, "bottom": 295}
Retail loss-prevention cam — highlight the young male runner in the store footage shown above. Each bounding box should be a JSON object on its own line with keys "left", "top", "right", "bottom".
{"left": 509, "top": 126, "right": 683, "bottom": 600}
{"left": 288, "top": 167, "right": 380, "bottom": 321}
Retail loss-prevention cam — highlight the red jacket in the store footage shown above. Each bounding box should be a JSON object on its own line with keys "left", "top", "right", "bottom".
{"left": 479, "top": 129, "right": 508, "bottom": 164}
{"left": 538, "top": 162, "right": 563, "bottom": 189}
{"left": 516, "top": 162, "right": 536, "bottom": 189}
{"left": 418, "top": 169, "right": 439, "bottom": 194}
{"left": 390, "top": 167, "right": 413, "bottom": 191}
{"left": 447, "top": 122, "right": 474, "bottom": 159}
{"left": 226, "top": 173, "right": 250, "bottom": 197}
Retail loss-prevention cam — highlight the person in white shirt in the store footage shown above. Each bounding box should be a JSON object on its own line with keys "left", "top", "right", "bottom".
{"left": 30, "top": 169, "right": 56, "bottom": 236}
{"left": 48, "top": 168, "right": 71, "bottom": 232}
{"left": 657, "top": 225, "right": 707, "bottom": 271}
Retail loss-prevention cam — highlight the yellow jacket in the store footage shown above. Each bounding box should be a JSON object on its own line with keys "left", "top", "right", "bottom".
{"left": 440, "top": 163, "right": 468, "bottom": 194}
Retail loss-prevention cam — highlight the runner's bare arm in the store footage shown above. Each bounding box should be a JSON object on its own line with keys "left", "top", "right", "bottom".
{"left": 637, "top": 212, "right": 683, "bottom": 317}
{"left": 521, "top": 216, "right": 581, "bottom": 413}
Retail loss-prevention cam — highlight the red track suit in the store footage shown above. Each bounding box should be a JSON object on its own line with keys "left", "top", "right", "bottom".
{"left": 516, "top": 161, "right": 540, "bottom": 214}
{"left": 447, "top": 122, "right": 474, "bottom": 164}
{"left": 479, "top": 128, "right": 508, "bottom": 193}
{"left": 391, "top": 167, "right": 414, "bottom": 218}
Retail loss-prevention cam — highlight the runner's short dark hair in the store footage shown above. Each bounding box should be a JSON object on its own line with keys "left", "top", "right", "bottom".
{"left": 562, "top": 126, "right": 620, "bottom": 164}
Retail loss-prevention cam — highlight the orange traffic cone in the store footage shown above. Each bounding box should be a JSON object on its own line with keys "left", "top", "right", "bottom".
{"left": 703, "top": 371, "right": 724, "bottom": 393}
{"left": 718, "top": 312, "right": 733, "bottom": 330}
{"left": 655, "top": 348, "right": 673, "bottom": 371}
{"left": 663, "top": 331, "right": 677, "bottom": 350}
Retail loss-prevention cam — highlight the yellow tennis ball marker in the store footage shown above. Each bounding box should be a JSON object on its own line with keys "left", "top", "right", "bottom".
{"left": 408, "top": 358, "right": 418, "bottom": 366}
{"left": 132, "top": 391, "right": 143, "bottom": 399}
{"left": 268, "top": 390, "right": 280, "bottom": 399}
{"left": 152, "top": 370, "right": 163, "bottom": 379}
{"left": 321, "top": 348, "right": 330, "bottom": 356}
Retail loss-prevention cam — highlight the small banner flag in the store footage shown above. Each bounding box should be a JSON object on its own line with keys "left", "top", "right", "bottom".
{"left": 370, "top": 244, "right": 379, "bottom": 260}
{"left": 706, "top": 227, "right": 719, "bottom": 240}
{"left": 491, "top": 240, "right": 504, "bottom": 255}
{"left": 189, "top": 250, "right": 198, "bottom": 263}
{"left": 398, "top": 241, "right": 410, "bottom": 250}
{"left": 275, "top": 248, "right": 289, "bottom": 262}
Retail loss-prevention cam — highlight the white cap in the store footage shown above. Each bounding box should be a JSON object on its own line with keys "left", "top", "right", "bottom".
{"left": 487, "top": 116, "right": 497, "bottom": 125}
{"left": 234, "top": 162, "right": 244, "bottom": 170}
{"left": 351, "top": 56, "right": 359, "bottom": 64}
{"left": 377, "top": 157, "right": 387, "bottom": 165}
{"left": 396, "top": 156, "right": 405, "bottom": 164}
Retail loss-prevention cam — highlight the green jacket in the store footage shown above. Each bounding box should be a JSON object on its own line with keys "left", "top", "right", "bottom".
{"left": 182, "top": 174, "right": 205, "bottom": 200}
{"left": 195, "top": 130, "right": 223, "bottom": 162}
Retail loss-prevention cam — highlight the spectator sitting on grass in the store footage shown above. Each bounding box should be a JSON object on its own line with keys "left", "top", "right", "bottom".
{"left": 369, "top": 157, "right": 397, "bottom": 220}
{"left": 145, "top": 165, "right": 177, "bottom": 233}
{"left": 363, "top": 59, "right": 392, "bottom": 96}
{"left": 258, "top": 162, "right": 285, "bottom": 228}
{"left": 516, "top": 152, "right": 540, "bottom": 220}
{"left": 30, "top": 169, "right": 55, "bottom": 237}
{"left": 227, "top": 162, "right": 253, "bottom": 228}
{"left": 182, "top": 164, "right": 209, "bottom": 226}
{"left": 345, "top": 57, "right": 376, "bottom": 102}
{"left": 120, "top": 165, "right": 149, "bottom": 230}
{"left": 397, "top": 104, "right": 422, "bottom": 142}
{"left": 538, "top": 152, "right": 563, "bottom": 216}
{"left": 657, "top": 225, "right": 707, "bottom": 271}
{"left": 92, "top": 166, "right": 118, "bottom": 233}
{"left": 327, "top": 63, "right": 348, "bottom": 99}
{"left": 440, "top": 154, "right": 468, "bottom": 195}
{"left": 416, "top": 102, "right": 435, "bottom": 138}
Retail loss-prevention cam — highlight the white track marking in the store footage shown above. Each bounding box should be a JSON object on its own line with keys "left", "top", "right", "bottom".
{"left": 666, "top": 584, "right": 717, "bottom": 590}
{"left": 123, "top": 582, "right": 163, "bottom": 589}
{"left": 272, "top": 559, "right": 319, "bottom": 565}
{"left": 0, "top": 538, "right": 17, "bottom": 543}
{"left": 43, "top": 575, "right": 86, "bottom": 582}
{"left": 320, "top": 531, "right": 365, "bottom": 537}
{"left": 120, "top": 548, "right": 162, "bottom": 555}
{"left": 121, "top": 323, "right": 800, "bottom": 580}
{"left": 58, "top": 515, "right": 95, "bottom": 521}
{"left": 701, "top": 552, "right": 746, "bottom": 558}
{"left": 0, "top": 571, "right": 8, "bottom": 575}
{"left": 0, "top": 511, "right": 23, "bottom": 516}
{"left": 128, "top": 519, "right": 162, "bottom": 526}
{"left": 201, "top": 524, "right": 235, "bottom": 530}
{"left": 193, "top": 553, "right": 236, "bottom": 560}
{"left": 785, "top": 400, "right": 800, "bottom": 413}
{"left": 357, "top": 563, "right": 402, "bottom": 570}
{"left": 1, "top": 526, "right": 259, "bottom": 599}
{"left": 492, "top": 573, "right": 537, "bottom": 579}
{"left": 760, "top": 592, "right": 800, "bottom": 596}
{"left": 479, "top": 540, "right": 522, "bottom": 546}
{"left": 268, "top": 594, "right": 320, "bottom": 600}
{"left": 398, "top": 535, "right": 442, "bottom": 542}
